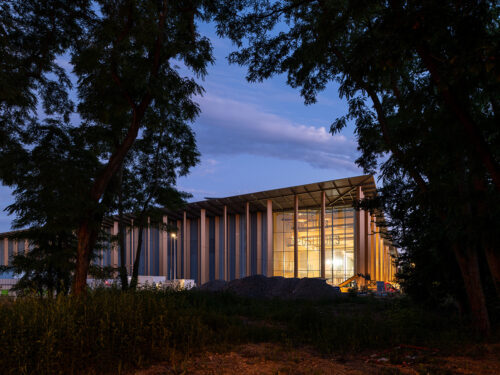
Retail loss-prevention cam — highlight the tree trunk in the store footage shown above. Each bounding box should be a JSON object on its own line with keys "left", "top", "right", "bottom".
{"left": 118, "top": 220, "right": 128, "bottom": 290}
{"left": 72, "top": 109, "right": 148, "bottom": 296}
{"left": 129, "top": 223, "right": 144, "bottom": 290}
{"left": 471, "top": 171, "right": 500, "bottom": 299}
{"left": 453, "top": 244, "right": 490, "bottom": 336}
{"left": 484, "top": 245, "right": 500, "bottom": 298}
{"left": 416, "top": 45, "right": 500, "bottom": 191}
{"left": 72, "top": 118, "right": 143, "bottom": 296}
{"left": 117, "top": 166, "right": 128, "bottom": 290}
{"left": 73, "top": 220, "right": 92, "bottom": 296}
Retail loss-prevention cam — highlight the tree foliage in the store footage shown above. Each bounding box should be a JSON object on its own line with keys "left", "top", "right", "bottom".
{"left": 118, "top": 109, "right": 199, "bottom": 289}
{"left": 0, "top": 0, "right": 214, "bottom": 294}
{"left": 70, "top": 0, "right": 218, "bottom": 295}
{"left": 0, "top": 1, "right": 90, "bottom": 170}
{"left": 0, "top": 123, "right": 103, "bottom": 295}
{"left": 216, "top": 0, "right": 500, "bottom": 333}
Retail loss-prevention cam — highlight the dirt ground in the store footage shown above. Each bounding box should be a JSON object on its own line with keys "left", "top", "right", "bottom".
{"left": 135, "top": 342, "right": 500, "bottom": 375}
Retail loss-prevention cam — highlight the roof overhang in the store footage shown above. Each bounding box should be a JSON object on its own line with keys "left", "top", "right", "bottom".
{"left": 193, "top": 174, "right": 376, "bottom": 214}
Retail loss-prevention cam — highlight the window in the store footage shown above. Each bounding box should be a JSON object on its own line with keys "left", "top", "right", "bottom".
{"left": 273, "top": 207, "right": 355, "bottom": 285}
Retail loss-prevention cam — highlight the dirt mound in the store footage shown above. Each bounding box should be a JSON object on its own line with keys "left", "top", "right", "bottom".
{"left": 199, "top": 279, "right": 228, "bottom": 292}
{"left": 199, "top": 275, "right": 340, "bottom": 300}
{"left": 293, "top": 277, "right": 340, "bottom": 299}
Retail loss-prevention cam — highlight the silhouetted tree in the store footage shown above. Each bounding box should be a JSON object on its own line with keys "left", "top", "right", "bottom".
{"left": 216, "top": 0, "right": 500, "bottom": 334}
{"left": 121, "top": 113, "right": 199, "bottom": 290}
{"left": 0, "top": 0, "right": 216, "bottom": 295}
{"left": 0, "top": 124, "right": 101, "bottom": 296}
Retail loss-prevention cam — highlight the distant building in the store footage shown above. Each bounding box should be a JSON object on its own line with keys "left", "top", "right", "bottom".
{"left": 0, "top": 175, "right": 397, "bottom": 286}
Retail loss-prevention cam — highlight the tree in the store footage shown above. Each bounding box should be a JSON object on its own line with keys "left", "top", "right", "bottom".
{"left": 1, "top": 0, "right": 217, "bottom": 296}
{"left": 0, "top": 229, "right": 76, "bottom": 296}
{"left": 120, "top": 112, "right": 199, "bottom": 290}
{"left": 0, "top": 124, "right": 101, "bottom": 296}
{"left": 369, "top": 174, "right": 469, "bottom": 314}
{"left": 0, "top": 0, "right": 91, "bottom": 171}
{"left": 70, "top": 0, "right": 215, "bottom": 295}
{"left": 0, "top": 1, "right": 95, "bottom": 294}
{"left": 216, "top": 0, "right": 500, "bottom": 334}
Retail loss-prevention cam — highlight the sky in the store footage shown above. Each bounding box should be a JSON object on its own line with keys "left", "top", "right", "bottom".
{"left": 0, "top": 22, "right": 365, "bottom": 233}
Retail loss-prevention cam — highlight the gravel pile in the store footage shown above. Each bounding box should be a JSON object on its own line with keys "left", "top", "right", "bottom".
{"left": 199, "top": 275, "right": 340, "bottom": 300}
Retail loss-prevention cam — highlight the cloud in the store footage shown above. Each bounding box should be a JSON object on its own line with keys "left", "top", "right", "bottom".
{"left": 176, "top": 186, "right": 219, "bottom": 200}
{"left": 194, "top": 94, "right": 360, "bottom": 171}
{"left": 199, "top": 158, "right": 219, "bottom": 175}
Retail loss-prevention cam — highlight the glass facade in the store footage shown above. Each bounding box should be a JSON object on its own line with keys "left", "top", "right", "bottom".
{"left": 328, "top": 207, "right": 355, "bottom": 285}
{"left": 273, "top": 207, "right": 355, "bottom": 285}
{"left": 273, "top": 211, "right": 294, "bottom": 278}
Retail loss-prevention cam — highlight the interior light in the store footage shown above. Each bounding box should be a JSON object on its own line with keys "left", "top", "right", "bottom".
{"left": 333, "top": 258, "right": 344, "bottom": 267}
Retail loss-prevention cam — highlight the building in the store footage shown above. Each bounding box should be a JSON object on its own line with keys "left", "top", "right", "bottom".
{"left": 0, "top": 175, "right": 397, "bottom": 287}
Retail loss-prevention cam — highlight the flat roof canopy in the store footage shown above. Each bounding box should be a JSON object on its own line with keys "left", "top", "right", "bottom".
{"left": 177, "top": 174, "right": 376, "bottom": 218}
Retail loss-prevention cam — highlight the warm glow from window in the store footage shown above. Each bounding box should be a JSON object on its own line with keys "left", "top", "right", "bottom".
{"left": 273, "top": 207, "right": 355, "bottom": 285}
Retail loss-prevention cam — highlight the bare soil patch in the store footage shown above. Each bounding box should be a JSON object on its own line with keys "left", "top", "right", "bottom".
{"left": 134, "top": 342, "right": 500, "bottom": 375}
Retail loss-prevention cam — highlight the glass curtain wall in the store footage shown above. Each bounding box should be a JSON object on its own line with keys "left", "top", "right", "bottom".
{"left": 273, "top": 212, "right": 294, "bottom": 278}
{"left": 328, "top": 208, "right": 355, "bottom": 285}
{"left": 273, "top": 207, "right": 354, "bottom": 285}
{"left": 297, "top": 210, "right": 320, "bottom": 278}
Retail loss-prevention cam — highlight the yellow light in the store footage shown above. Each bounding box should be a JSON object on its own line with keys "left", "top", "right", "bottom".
{"left": 171, "top": 233, "right": 176, "bottom": 239}
{"left": 333, "top": 258, "right": 344, "bottom": 267}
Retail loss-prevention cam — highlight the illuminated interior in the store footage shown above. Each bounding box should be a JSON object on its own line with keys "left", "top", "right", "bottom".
{"left": 273, "top": 207, "right": 355, "bottom": 285}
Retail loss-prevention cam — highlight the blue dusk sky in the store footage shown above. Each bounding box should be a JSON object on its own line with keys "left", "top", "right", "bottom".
{"left": 0, "top": 22, "right": 368, "bottom": 233}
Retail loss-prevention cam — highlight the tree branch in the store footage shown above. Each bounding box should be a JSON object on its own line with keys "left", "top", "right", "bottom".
{"left": 90, "top": 1, "right": 169, "bottom": 203}
{"left": 111, "top": 69, "right": 137, "bottom": 110}
{"left": 116, "top": 3, "right": 134, "bottom": 44}
{"left": 253, "top": 0, "right": 314, "bottom": 20}
{"left": 416, "top": 44, "right": 500, "bottom": 191}
{"left": 110, "top": 4, "right": 137, "bottom": 111}
{"left": 329, "top": 46, "right": 429, "bottom": 193}
{"left": 366, "top": 87, "right": 429, "bottom": 193}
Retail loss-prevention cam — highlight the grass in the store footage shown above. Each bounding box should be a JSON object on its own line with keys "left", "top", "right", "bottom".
{"left": 0, "top": 289, "right": 476, "bottom": 375}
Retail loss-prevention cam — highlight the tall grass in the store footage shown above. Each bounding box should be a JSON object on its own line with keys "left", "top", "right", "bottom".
{"left": 0, "top": 289, "right": 470, "bottom": 375}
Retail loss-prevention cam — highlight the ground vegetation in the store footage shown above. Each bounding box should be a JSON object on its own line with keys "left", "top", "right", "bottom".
{"left": 0, "top": 288, "right": 480, "bottom": 375}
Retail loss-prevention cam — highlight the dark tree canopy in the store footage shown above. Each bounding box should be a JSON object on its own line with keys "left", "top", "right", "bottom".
{"left": 216, "top": 0, "right": 500, "bottom": 334}
{"left": 0, "top": 0, "right": 218, "bottom": 295}
{"left": 0, "top": 124, "right": 100, "bottom": 295}
{"left": 0, "top": 1, "right": 91, "bottom": 183}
